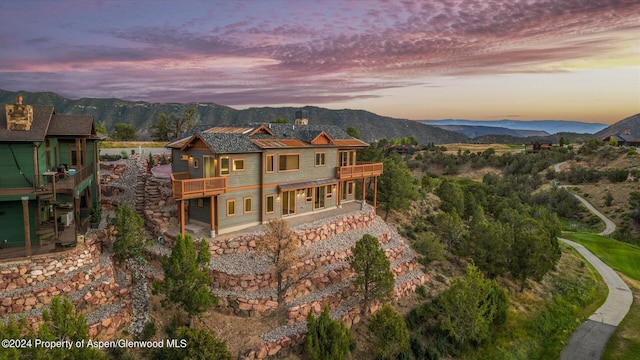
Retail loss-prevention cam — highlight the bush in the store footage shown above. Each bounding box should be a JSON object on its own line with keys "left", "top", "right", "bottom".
{"left": 153, "top": 326, "right": 232, "bottom": 360}
{"left": 368, "top": 305, "right": 410, "bottom": 360}
{"left": 412, "top": 233, "right": 445, "bottom": 265}
{"left": 121, "top": 150, "right": 129, "bottom": 159}
{"left": 306, "top": 307, "right": 353, "bottom": 360}
{"left": 140, "top": 321, "right": 156, "bottom": 340}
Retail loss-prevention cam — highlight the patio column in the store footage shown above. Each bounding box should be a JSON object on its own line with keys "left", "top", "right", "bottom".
{"left": 180, "top": 199, "right": 185, "bottom": 236}
{"left": 22, "top": 197, "right": 31, "bottom": 257}
{"left": 214, "top": 195, "right": 216, "bottom": 237}
{"left": 373, "top": 176, "right": 378, "bottom": 212}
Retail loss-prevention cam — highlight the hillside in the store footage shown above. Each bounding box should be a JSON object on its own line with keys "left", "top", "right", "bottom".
{"left": 596, "top": 113, "right": 640, "bottom": 139}
{"left": 0, "top": 89, "right": 466, "bottom": 144}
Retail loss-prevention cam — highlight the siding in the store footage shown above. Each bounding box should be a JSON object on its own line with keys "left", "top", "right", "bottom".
{"left": 218, "top": 188, "right": 261, "bottom": 232}
{"left": 0, "top": 200, "right": 38, "bottom": 247}
{"left": 263, "top": 148, "right": 338, "bottom": 185}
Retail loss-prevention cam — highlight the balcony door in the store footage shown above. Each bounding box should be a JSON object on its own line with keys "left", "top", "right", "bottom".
{"left": 314, "top": 186, "right": 325, "bottom": 209}
{"left": 204, "top": 156, "right": 217, "bottom": 177}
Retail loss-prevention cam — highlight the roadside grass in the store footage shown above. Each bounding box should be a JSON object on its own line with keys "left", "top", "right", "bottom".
{"left": 562, "top": 232, "right": 640, "bottom": 281}
{"left": 463, "top": 243, "right": 607, "bottom": 360}
{"left": 100, "top": 141, "right": 166, "bottom": 148}
{"left": 563, "top": 232, "right": 640, "bottom": 360}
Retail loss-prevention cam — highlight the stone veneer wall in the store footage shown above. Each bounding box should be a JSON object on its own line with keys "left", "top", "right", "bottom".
{"left": 0, "top": 236, "right": 132, "bottom": 339}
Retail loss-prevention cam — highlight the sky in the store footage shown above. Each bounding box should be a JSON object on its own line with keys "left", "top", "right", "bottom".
{"left": 0, "top": 0, "right": 639, "bottom": 124}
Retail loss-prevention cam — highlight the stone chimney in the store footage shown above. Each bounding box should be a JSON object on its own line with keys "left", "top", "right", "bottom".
{"left": 6, "top": 95, "right": 34, "bottom": 131}
{"left": 294, "top": 110, "right": 308, "bottom": 125}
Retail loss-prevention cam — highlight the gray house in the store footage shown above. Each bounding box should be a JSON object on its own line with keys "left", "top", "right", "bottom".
{"left": 167, "top": 118, "right": 383, "bottom": 236}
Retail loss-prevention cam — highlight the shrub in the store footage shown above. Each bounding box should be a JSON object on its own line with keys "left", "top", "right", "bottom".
{"left": 367, "top": 305, "right": 410, "bottom": 360}
{"left": 306, "top": 307, "right": 353, "bottom": 360}
{"left": 121, "top": 150, "right": 129, "bottom": 159}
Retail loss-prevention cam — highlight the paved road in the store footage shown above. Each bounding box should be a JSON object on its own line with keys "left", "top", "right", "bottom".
{"left": 559, "top": 197, "right": 632, "bottom": 360}
{"left": 571, "top": 193, "right": 616, "bottom": 236}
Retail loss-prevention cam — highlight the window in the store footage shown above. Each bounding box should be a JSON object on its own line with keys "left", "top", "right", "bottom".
{"left": 315, "top": 152, "right": 326, "bottom": 166}
{"left": 220, "top": 157, "right": 230, "bottom": 175}
{"left": 347, "top": 181, "right": 355, "bottom": 195}
{"left": 326, "top": 185, "right": 333, "bottom": 199}
{"left": 233, "top": 159, "right": 245, "bottom": 171}
{"left": 180, "top": 153, "right": 189, "bottom": 161}
{"left": 266, "top": 154, "right": 275, "bottom": 173}
{"left": 279, "top": 154, "right": 300, "bottom": 171}
{"left": 226, "top": 199, "right": 235, "bottom": 216}
{"left": 266, "top": 195, "right": 275, "bottom": 214}
{"left": 197, "top": 199, "right": 204, "bottom": 207}
{"left": 244, "top": 197, "right": 252, "bottom": 213}
{"left": 314, "top": 186, "right": 325, "bottom": 209}
{"left": 193, "top": 158, "right": 199, "bottom": 169}
{"left": 70, "top": 145, "right": 78, "bottom": 166}
{"left": 306, "top": 188, "right": 313, "bottom": 203}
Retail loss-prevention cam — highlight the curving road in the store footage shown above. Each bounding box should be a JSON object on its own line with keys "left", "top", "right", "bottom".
{"left": 559, "top": 195, "right": 632, "bottom": 360}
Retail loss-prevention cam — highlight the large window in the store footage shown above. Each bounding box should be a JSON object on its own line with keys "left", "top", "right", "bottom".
{"left": 279, "top": 154, "right": 300, "bottom": 171}
{"left": 314, "top": 186, "right": 325, "bottom": 209}
{"left": 315, "top": 152, "right": 326, "bottom": 167}
{"left": 233, "top": 159, "right": 245, "bottom": 171}
{"left": 220, "top": 157, "right": 230, "bottom": 175}
{"left": 226, "top": 199, "right": 235, "bottom": 216}
{"left": 266, "top": 195, "right": 275, "bottom": 214}
{"left": 306, "top": 188, "right": 313, "bottom": 203}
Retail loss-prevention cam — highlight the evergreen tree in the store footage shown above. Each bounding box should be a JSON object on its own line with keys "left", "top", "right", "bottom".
{"left": 110, "top": 123, "right": 137, "bottom": 141}
{"left": 153, "top": 326, "right": 233, "bottom": 360}
{"left": 110, "top": 204, "right": 147, "bottom": 262}
{"left": 436, "top": 179, "right": 465, "bottom": 215}
{"left": 367, "top": 305, "right": 410, "bottom": 359}
{"left": 350, "top": 234, "right": 395, "bottom": 313}
{"left": 377, "top": 152, "right": 418, "bottom": 219}
{"left": 154, "top": 233, "right": 215, "bottom": 326}
{"left": 434, "top": 210, "right": 466, "bottom": 252}
{"left": 305, "top": 307, "right": 353, "bottom": 360}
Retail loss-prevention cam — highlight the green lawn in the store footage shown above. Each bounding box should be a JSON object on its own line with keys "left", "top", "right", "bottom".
{"left": 563, "top": 232, "right": 640, "bottom": 281}
{"left": 563, "top": 231, "right": 640, "bottom": 360}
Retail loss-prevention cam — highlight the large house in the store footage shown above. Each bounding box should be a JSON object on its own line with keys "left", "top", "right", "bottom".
{"left": 0, "top": 96, "right": 101, "bottom": 259}
{"left": 168, "top": 113, "right": 383, "bottom": 236}
{"left": 604, "top": 130, "right": 640, "bottom": 147}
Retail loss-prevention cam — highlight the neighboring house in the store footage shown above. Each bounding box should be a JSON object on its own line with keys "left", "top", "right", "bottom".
{"left": 167, "top": 117, "right": 383, "bottom": 236}
{"left": 604, "top": 130, "right": 640, "bottom": 147}
{"left": 525, "top": 141, "right": 553, "bottom": 153}
{"left": 0, "top": 96, "right": 101, "bottom": 259}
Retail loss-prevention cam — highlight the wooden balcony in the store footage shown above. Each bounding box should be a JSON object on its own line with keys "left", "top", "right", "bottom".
{"left": 0, "top": 163, "right": 94, "bottom": 196}
{"left": 336, "top": 162, "right": 383, "bottom": 180}
{"left": 171, "top": 172, "right": 227, "bottom": 200}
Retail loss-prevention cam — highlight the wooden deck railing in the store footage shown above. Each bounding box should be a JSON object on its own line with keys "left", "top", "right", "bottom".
{"left": 336, "top": 162, "right": 383, "bottom": 180}
{"left": 171, "top": 172, "right": 227, "bottom": 200}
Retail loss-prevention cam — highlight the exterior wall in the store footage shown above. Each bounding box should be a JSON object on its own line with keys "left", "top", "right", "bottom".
{"left": 0, "top": 201, "right": 38, "bottom": 247}
{"left": 0, "top": 143, "right": 36, "bottom": 189}
{"left": 171, "top": 149, "right": 188, "bottom": 173}
{"left": 263, "top": 148, "right": 338, "bottom": 185}
{"left": 224, "top": 153, "right": 261, "bottom": 188}
{"left": 218, "top": 187, "right": 262, "bottom": 233}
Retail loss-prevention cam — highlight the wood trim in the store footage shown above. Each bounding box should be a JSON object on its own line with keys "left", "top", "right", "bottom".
{"left": 265, "top": 154, "right": 275, "bottom": 173}
{"left": 265, "top": 194, "right": 275, "bottom": 214}
{"left": 314, "top": 151, "right": 326, "bottom": 167}
{"left": 232, "top": 157, "right": 246, "bottom": 172}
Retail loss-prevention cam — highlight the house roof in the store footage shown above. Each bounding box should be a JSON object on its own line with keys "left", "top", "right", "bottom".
{"left": 170, "top": 123, "right": 368, "bottom": 153}
{"left": 47, "top": 114, "right": 97, "bottom": 137}
{"left": 0, "top": 105, "right": 54, "bottom": 142}
{"left": 0, "top": 103, "right": 97, "bottom": 142}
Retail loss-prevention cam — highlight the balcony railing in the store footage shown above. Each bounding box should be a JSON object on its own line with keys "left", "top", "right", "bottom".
{"left": 0, "top": 164, "right": 95, "bottom": 196}
{"left": 171, "top": 172, "right": 227, "bottom": 200}
{"left": 336, "top": 162, "right": 383, "bottom": 180}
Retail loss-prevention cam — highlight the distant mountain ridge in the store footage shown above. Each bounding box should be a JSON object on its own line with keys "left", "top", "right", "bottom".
{"left": 0, "top": 89, "right": 466, "bottom": 144}
{"left": 423, "top": 119, "right": 607, "bottom": 135}
{"left": 433, "top": 125, "right": 549, "bottom": 138}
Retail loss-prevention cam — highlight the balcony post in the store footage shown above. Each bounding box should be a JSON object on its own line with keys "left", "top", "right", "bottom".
{"left": 373, "top": 176, "right": 378, "bottom": 211}
{"left": 180, "top": 200, "right": 185, "bottom": 236}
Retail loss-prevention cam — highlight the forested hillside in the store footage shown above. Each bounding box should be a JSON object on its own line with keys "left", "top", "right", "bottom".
{"left": 0, "top": 89, "right": 466, "bottom": 144}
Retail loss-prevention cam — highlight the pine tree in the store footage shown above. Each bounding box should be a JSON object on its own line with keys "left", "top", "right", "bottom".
{"left": 350, "top": 234, "right": 395, "bottom": 313}
{"left": 367, "top": 304, "right": 410, "bottom": 359}
{"left": 305, "top": 307, "right": 353, "bottom": 360}
{"left": 110, "top": 205, "right": 147, "bottom": 262}
{"left": 154, "top": 233, "right": 215, "bottom": 326}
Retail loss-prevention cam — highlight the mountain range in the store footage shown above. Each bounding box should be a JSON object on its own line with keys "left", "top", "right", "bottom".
{"left": 0, "top": 89, "right": 632, "bottom": 144}
{"left": 423, "top": 119, "right": 608, "bottom": 135}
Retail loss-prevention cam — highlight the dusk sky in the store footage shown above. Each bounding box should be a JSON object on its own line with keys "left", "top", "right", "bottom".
{"left": 1, "top": 0, "right": 639, "bottom": 124}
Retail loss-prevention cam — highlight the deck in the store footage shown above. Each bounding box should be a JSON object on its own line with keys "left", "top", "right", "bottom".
{"left": 171, "top": 172, "right": 227, "bottom": 200}
{"left": 336, "top": 162, "right": 383, "bottom": 180}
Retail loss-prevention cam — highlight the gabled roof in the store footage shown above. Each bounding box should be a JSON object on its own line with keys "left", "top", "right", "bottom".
{"left": 48, "top": 114, "right": 97, "bottom": 137}
{"left": 169, "top": 123, "right": 368, "bottom": 154}
{"left": 0, "top": 105, "right": 54, "bottom": 142}
{"left": 0, "top": 103, "right": 98, "bottom": 142}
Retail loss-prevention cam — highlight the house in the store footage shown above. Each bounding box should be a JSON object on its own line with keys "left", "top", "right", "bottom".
{"left": 0, "top": 96, "right": 101, "bottom": 259}
{"left": 167, "top": 115, "right": 383, "bottom": 237}
{"left": 604, "top": 130, "right": 640, "bottom": 147}
{"left": 525, "top": 141, "right": 553, "bottom": 153}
